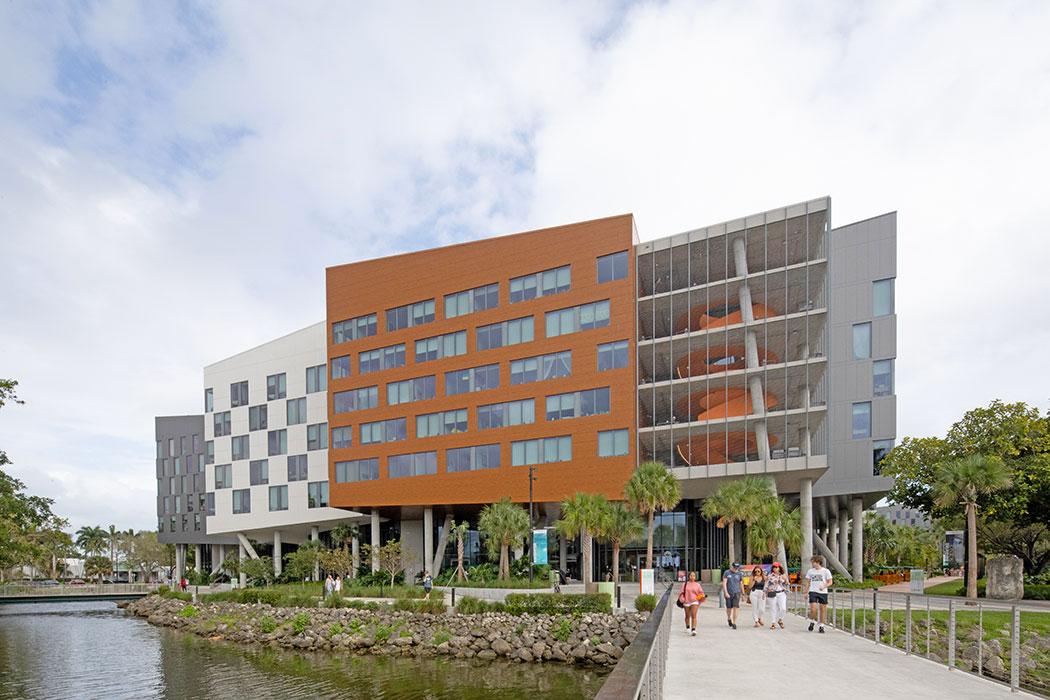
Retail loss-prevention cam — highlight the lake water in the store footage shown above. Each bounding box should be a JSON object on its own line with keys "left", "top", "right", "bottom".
{"left": 0, "top": 601, "right": 608, "bottom": 699}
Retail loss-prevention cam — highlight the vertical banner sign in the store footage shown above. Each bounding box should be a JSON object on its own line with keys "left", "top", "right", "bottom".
{"left": 640, "top": 568, "right": 655, "bottom": 595}
{"left": 532, "top": 529, "right": 548, "bottom": 565}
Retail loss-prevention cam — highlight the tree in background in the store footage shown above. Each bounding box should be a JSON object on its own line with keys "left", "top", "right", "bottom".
{"left": 361, "top": 539, "right": 409, "bottom": 587}
{"left": 240, "top": 556, "right": 276, "bottom": 587}
{"left": 130, "top": 531, "right": 168, "bottom": 582}
{"left": 84, "top": 555, "right": 111, "bottom": 582}
{"left": 701, "top": 477, "right": 767, "bottom": 565}
{"left": 330, "top": 522, "right": 360, "bottom": 579}
{"left": 600, "top": 502, "right": 644, "bottom": 584}
{"left": 556, "top": 493, "right": 609, "bottom": 586}
{"left": 478, "top": 498, "right": 530, "bottom": 581}
{"left": 450, "top": 519, "right": 470, "bottom": 582}
{"left": 76, "top": 526, "right": 107, "bottom": 560}
{"left": 747, "top": 496, "right": 801, "bottom": 562}
{"left": 283, "top": 541, "right": 323, "bottom": 584}
{"left": 623, "top": 461, "right": 681, "bottom": 570}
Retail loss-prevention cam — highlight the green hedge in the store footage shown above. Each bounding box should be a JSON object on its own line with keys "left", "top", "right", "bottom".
{"left": 199, "top": 588, "right": 317, "bottom": 607}
{"left": 634, "top": 594, "right": 656, "bottom": 612}
{"left": 1024, "top": 584, "right": 1050, "bottom": 600}
{"left": 503, "top": 593, "right": 611, "bottom": 615}
{"left": 393, "top": 598, "right": 446, "bottom": 614}
{"left": 455, "top": 597, "right": 505, "bottom": 614}
{"left": 157, "top": 588, "right": 192, "bottom": 602}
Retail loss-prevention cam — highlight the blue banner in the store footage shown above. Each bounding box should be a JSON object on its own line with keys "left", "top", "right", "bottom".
{"left": 532, "top": 529, "right": 548, "bottom": 565}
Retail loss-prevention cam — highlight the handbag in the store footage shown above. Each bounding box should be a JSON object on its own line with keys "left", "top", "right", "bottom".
{"left": 676, "top": 590, "right": 686, "bottom": 608}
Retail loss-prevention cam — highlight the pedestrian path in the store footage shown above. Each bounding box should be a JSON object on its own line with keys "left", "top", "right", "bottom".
{"left": 664, "top": 603, "right": 1035, "bottom": 699}
{"left": 878, "top": 575, "right": 959, "bottom": 592}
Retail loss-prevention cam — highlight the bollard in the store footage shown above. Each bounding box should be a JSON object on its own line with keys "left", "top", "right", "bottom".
{"left": 948, "top": 598, "right": 956, "bottom": 670}
{"left": 1011, "top": 606, "right": 1020, "bottom": 691}
{"left": 451, "top": 587, "right": 456, "bottom": 607}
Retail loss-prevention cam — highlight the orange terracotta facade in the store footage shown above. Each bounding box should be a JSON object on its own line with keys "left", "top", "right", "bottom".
{"left": 325, "top": 215, "right": 638, "bottom": 509}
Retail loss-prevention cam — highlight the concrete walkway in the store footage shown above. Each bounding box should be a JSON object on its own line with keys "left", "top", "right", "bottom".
{"left": 878, "top": 575, "right": 960, "bottom": 592}
{"left": 664, "top": 604, "right": 1035, "bottom": 699}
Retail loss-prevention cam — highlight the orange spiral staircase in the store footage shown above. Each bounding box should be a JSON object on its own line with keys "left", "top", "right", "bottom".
{"left": 674, "top": 345, "right": 780, "bottom": 379}
{"left": 673, "top": 387, "right": 779, "bottom": 466}
{"left": 673, "top": 302, "right": 777, "bottom": 335}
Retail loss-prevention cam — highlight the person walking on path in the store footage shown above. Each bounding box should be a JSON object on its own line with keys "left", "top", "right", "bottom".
{"left": 324, "top": 573, "right": 334, "bottom": 599}
{"left": 334, "top": 574, "right": 342, "bottom": 596}
{"left": 721, "top": 562, "right": 743, "bottom": 629}
{"left": 804, "top": 555, "right": 834, "bottom": 633}
{"left": 766, "top": 562, "right": 788, "bottom": 629}
{"left": 679, "top": 571, "right": 705, "bottom": 636}
{"left": 748, "top": 566, "right": 767, "bottom": 627}
{"left": 423, "top": 571, "right": 433, "bottom": 600}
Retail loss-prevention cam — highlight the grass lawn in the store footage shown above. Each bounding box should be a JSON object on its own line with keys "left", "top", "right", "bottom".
{"left": 435, "top": 578, "right": 552, "bottom": 589}
{"left": 924, "top": 579, "right": 983, "bottom": 596}
{"left": 262, "top": 582, "right": 424, "bottom": 599}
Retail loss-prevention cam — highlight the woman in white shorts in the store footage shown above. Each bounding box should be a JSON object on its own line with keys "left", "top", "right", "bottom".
{"left": 766, "top": 562, "right": 788, "bottom": 629}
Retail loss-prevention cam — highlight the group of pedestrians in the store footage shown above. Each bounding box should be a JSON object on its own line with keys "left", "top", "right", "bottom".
{"left": 323, "top": 573, "right": 343, "bottom": 598}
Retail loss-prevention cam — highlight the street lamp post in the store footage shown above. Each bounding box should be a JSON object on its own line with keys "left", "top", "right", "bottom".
{"left": 528, "top": 465, "right": 537, "bottom": 584}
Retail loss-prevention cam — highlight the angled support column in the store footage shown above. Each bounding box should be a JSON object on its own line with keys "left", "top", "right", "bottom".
{"left": 732, "top": 235, "right": 770, "bottom": 463}
{"left": 431, "top": 513, "right": 453, "bottom": 575}
{"left": 813, "top": 533, "right": 852, "bottom": 581}
{"left": 851, "top": 498, "right": 864, "bottom": 581}
{"left": 236, "top": 533, "right": 259, "bottom": 559}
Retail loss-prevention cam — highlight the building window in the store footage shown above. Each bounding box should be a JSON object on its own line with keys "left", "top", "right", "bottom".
{"left": 510, "top": 265, "right": 570, "bottom": 303}
{"left": 445, "top": 283, "right": 499, "bottom": 318}
{"left": 546, "top": 300, "right": 611, "bottom": 337}
{"left": 597, "top": 340, "right": 629, "bottom": 371}
{"left": 249, "top": 405, "right": 268, "bottom": 431}
{"left": 162, "top": 496, "right": 170, "bottom": 514}
{"left": 331, "top": 355, "right": 352, "bottom": 379}
{"left": 231, "top": 435, "right": 250, "bottom": 461}
{"left": 230, "top": 381, "right": 249, "bottom": 408}
{"left": 169, "top": 476, "right": 177, "bottom": 494}
{"left": 331, "top": 426, "right": 353, "bottom": 449}
{"left": 173, "top": 457, "right": 182, "bottom": 475}
{"left": 873, "top": 359, "right": 894, "bottom": 397}
{"left": 197, "top": 454, "right": 205, "bottom": 472}
{"left": 444, "top": 364, "right": 499, "bottom": 395}
{"left": 306, "top": 365, "right": 327, "bottom": 393}
{"left": 206, "top": 492, "right": 215, "bottom": 516}
{"left": 268, "top": 429, "right": 288, "bottom": 456}
{"left": 447, "top": 444, "right": 500, "bottom": 473}
{"left": 307, "top": 423, "right": 328, "bottom": 450}
{"left": 360, "top": 418, "right": 407, "bottom": 445}
{"left": 156, "top": 440, "right": 164, "bottom": 458}
{"left": 214, "top": 464, "right": 232, "bottom": 489}
{"left": 416, "top": 409, "right": 468, "bottom": 438}
{"left": 511, "top": 436, "right": 572, "bottom": 466}
{"left": 269, "top": 485, "right": 289, "bottom": 511}
{"left": 335, "top": 458, "right": 378, "bottom": 483}
{"left": 388, "top": 451, "right": 437, "bottom": 478}
{"left": 598, "top": 429, "right": 629, "bottom": 457}
{"left": 873, "top": 439, "right": 894, "bottom": 475}
{"left": 307, "top": 481, "right": 329, "bottom": 508}
{"left": 287, "top": 454, "right": 309, "bottom": 482}
{"left": 852, "top": 402, "right": 872, "bottom": 439}
{"left": 333, "top": 386, "right": 379, "bottom": 413}
{"left": 174, "top": 495, "right": 182, "bottom": 514}
{"left": 204, "top": 388, "right": 213, "bottom": 413}
{"left": 287, "top": 397, "right": 307, "bottom": 425}
{"left": 205, "top": 440, "right": 214, "bottom": 465}
{"left": 333, "top": 313, "right": 377, "bottom": 344}
{"left": 214, "top": 411, "right": 231, "bottom": 437}
{"left": 387, "top": 376, "right": 436, "bottom": 405}
{"left": 415, "top": 332, "right": 466, "bottom": 363}
{"left": 873, "top": 278, "right": 895, "bottom": 317}
{"left": 359, "top": 344, "right": 405, "bottom": 374}
{"left": 266, "top": 373, "right": 286, "bottom": 401}
{"left": 545, "top": 387, "right": 611, "bottom": 421}
{"left": 249, "top": 459, "right": 269, "bottom": 485}
{"left": 386, "top": 299, "right": 435, "bottom": 332}
{"left": 477, "top": 399, "right": 535, "bottom": 430}
{"left": 192, "top": 434, "right": 201, "bottom": 452}
{"left": 232, "top": 489, "right": 251, "bottom": 514}
{"left": 476, "top": 317, "right": 534, "bottom": 351}
{"left": 510, "top": 351, "right": 571, "bottom": 385}
{"left": 179, "top": 436, "right": 187, "bottom": 455}
{"left": 852, "top": 323, "right": 871, "bottom": 360}
{"left": 597, "top": 251, "right": 629, "bottom": 283}
{"left": 168, "top": 438, "right": 174, "bottom": 456}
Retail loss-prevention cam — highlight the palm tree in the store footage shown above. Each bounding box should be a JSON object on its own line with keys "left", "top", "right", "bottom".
{"left": 330, "top": 522, "right": 360, "bottom": 579}
{"left": 701, "top": 477, "right": 767, "bottom": 565}
{"left": 601, "top": 503, "right": 645, "bottom": 584}
{"left": 746, "top": 497, "right": 801, "bottom": 561}
{"left": 623, "top": 461, "right": 682, "bottom": 570}
{"left": 75, "top": 526, "right": 108, "bottom": 582}
{"left": 107, "top": 525, "right": 119, "bottom": 580}
{"left": 450, "top": 519, "right": 470, "bottom": 582}
{"left": 932, "top": 454, "right": 1011, "bottom": 599}
{"left": 478, "top": 498, "right": 530, "bottom": 580}
{"left": 863, "top": 512, "right": 895, "bottom": 563}
{"left": 556, "top": 493, "right": 610, "bottom": 586}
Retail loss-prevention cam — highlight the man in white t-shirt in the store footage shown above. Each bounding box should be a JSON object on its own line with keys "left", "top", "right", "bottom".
{"left": 803, "top": 555, "right": 833, "bottom": 633}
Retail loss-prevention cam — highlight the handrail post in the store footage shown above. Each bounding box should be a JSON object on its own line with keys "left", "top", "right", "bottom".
{"left": 1010, "top": 605, "right": 1020, "bottom": 692}
{"left": 977, "top": 601, "right": 983, "bottom": 677}
{"left": 905, "top": 594, "right": 912, "bottom": 654}
{"left": 850, "top": 589, "right": 855, "bottom": 635}
{"left": 948, "top": 598, "right": 956, "bottom": 670}
{"left": 873, "top": 588, "right": 880, "bottom": 646}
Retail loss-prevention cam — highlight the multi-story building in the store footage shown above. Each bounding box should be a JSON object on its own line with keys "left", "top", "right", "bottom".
{"left": 874, "top": 504, "right": 931, "bottom": 529}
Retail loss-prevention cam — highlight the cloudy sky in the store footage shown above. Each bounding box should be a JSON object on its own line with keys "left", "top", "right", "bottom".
{"left": 2, "top": 1, "right": 1048, "bottom": 531}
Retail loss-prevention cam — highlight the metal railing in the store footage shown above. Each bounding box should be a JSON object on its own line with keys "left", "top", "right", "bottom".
{"left": 0, "top": 583, "right": 159, "bottom": 597}
{"left": 786, "top": 586, "right": 1048, "bottom": 697}
{"left": 595, "top": 583, "right": 674, "bottom": 700}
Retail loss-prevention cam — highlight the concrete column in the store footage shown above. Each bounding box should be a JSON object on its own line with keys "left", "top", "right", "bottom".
{"left": 371, "top": 509, "right": 381, "bottom": 573}
{"left": 732, "top": 236, "right": 749, "bottom": 277}
{"left": 175, "top": 544, "right": 185, "bottom": 582}
{"left": 273, "top": 531, "right": 282, "bottom": 577}
{"left": 800, "top": 478, "right": 813, "bottom": 564}
{"left": 829, "top": 519, "right": 839, "bottom": 561}
{"left": 423, "top": 507, "right": 434, "bottom": 575}
{"left": 851, "top": 497, "right": 864, "bottom": 581}
{"left": 838, "top": 509, "right": 850, "bottom": 567}
{"left": 559, "top": 531, "right": 568, "bottom": 573}
{"left": 351, "top": 535, "right": 360, "bottom": 578}
{"left": 194, "top": 544, "right": 203, "bottom": 573}
{"left": 311, "top": 527, "right": 320, "bottom": 581}
{"left": 238, "top": 543, "right": 246, "bottom": 588}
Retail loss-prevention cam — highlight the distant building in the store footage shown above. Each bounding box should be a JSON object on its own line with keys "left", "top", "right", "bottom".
{"left": 874, "top": 504, "right": 931, "bottom": 529}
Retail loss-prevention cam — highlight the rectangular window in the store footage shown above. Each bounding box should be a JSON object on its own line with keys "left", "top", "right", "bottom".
{"left": 477, "top": 399, "right": 535, "bottom": 430}
{"left": 267, "top": 429, "right": 288, "bottom": 456}
{"left": 269, "top": 485, "right": 289, "bottom": 512}
{"left": 266, "top": 373, "right": 287, "bottom": 401}
{"left": 231, "top": 435, "right": 250, "bottom": 461}
{"left": 333, "top": 386, "right": 379, "bottom": 413}
{"left": 169, "top": 476, "right": 177, "bottom": 494}
{"left": 156, "top": 440, "right": 163, "bottom": 458}
{"left": 331, "top": 355, "right": 351, "bottom": 379}
{"left": 445, "top": 283, "right": 499, "bottom": 318}
{"left": 511, "top": 436, "right": 572, "bottom": 466}
{"left": 545, "top": 387, "right": 611, "bottom": 421}
{"left": 852, "top": 402, "right": 872, "bottom": 439}
{"left": 510, "top": 351, "right": 571, "bottom": 385}
{"left": 230, "top": 380, "right": 249, "bottom": 407}
{"left": 213, "top": 411, "right": 231, "bottom": 437}
{"left": 307, "top": 481, "right": 329, "bottom": 508}
{"left": 546, "top": 300, "right": 611, "bottom": 337}
{"left": 873, "top": 359, "right": 894, "bottom": 397}
{"left": 331, "top": 426, "right": 353, "bottom": 449}
{"left": 214, "top": 464, "right": 232, "bottom": 489}
{"left": 173, "top": 456, "right": 182, "bottom": 475}
{"left": 249, "top": 459, "right": 269, "bottom": 485}
{"left": 333, "top": 313, "right": 377, "bottom": 344}
{"left": 197, "top": 454, "right": 204, "bottom": 472}
{"left": 335, "top": 458, "right": 379, "bottom": 483}
{"left": 168, "top": 438, "right": 174, "bottom": 456}
{"left": 873, "top": 439, "right": 894, "bottom": 475}
{"left": 388, "top": 451, "right": 438, "bottom": 478}
{"left": 206, "top": 492, "right": 215, "bottom": 516}
{"left": 232, "top": 488, "right": 251, "bottom": 514}
{"left": 205, "top": 440, "right": 214, "bottom": 465}
{"left": 387, "top": 376, "right": 436, "bottom": 405}
{"left": 358, "top": 344, "right": 406, "bottom": 374}
{"left": 307, "top": 422, "right": 328, "bottom": 450}
{"left": 476, "top": 316, "right": 534, "bottom": 351}
{"left": 597, "top": 251, "right": 629, "bottom": 283}
{"left": 416, "top": 409, "right": 468, "bottom": 438}
{"left": 509, "top": 265, "right": 570, "bottom": 303}
{"left": 852, "top": 322, "right": 871, "bottom": 360}
{"left": 444, "top": 364, "right": 499, "bottom": 396}
{"left": 174, "top": 495, "right": 182, "bottom": 514}
{"left": 192, "top": 434, "right": 201, "bottom": 452}
{"left": 179, "top": 436, "right": 187, "bottom": 455}
{"left": 287, "top": 454, "right": 309, "bottom": 482}
{"left": 386, "top": 299, "right": 435, "bottom": 332}
{"left": 204, "top": 388, "right": 213, "bottom": 413}
{"left": 447, "top": 444, "right": 501, "bottom": 473}
{"left": 306, "top": 364, "right": 327, "bottom": 393}
{"left": 248, "top": 405, "right": 268, "bottom": 431}
{"left": 415, "top": 331, "right": 467, "bottom": 363}
{"left": 597, "top": 340, "right": 629, "bottom": 371}
{"left": 598, "top": 429, "right": 629, "bottom": 457}
{"left": 360, "top": 418, "right": 407, "bottom": 445}
{"left": 873, "top": 278, "right": 895, "bottom": 317}
{"left": 286, "top": 397, "right": 307, "bottom": 425}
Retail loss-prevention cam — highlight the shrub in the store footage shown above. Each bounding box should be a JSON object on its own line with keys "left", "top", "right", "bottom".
{"left": 354, "top": 570, "right": 405, "bottom": 588}
{"left": 1025, "top": 584, "right": 1050, "bottom": 600}
{"left": 552, "top": 617, "right": 573, "bottom": 642}
{"left": 329, "top": 622, "right": 344, "bottom": 636}
{"left": 260, "top": 616, "right": 277, "bottom": 634}
{"left": 283, "top": 593, "right": 317, "bottom": 608}
{"left": 156, "top": 585, "right": 170, "bottom": 596}
{"left": 1025, "top": 572, "right": 1050, "bottom": 586}
{"left": 432, "top": 629, "right": 452, "bottom": 646}
{"left": 503, "top": 592, "right": 611, "bottom": 615}
{"left": 393, "top": 598, "right": 445, "bottom": 614}
{"left": 635, "top": 594, "right": 656, "bottom": 612}
{"left": 200, "top": 590, "right": 239, "bottom": 604}
{"left": 456, "top": 597, "right": 506, "bottom": 614}
{"left": 399, "top": 629, "right": 412, "bottom": 638}
{"left": 374, "top": 624, "right": 393, "bottom": 642}
{"left": 291, "top": 612, "right": 311, "bottom": 635}
{"left": 178, "top": 604, "right": 199, "bottom": 618}
{"left": 347, "top": 618, "right": 363, "bottom": 634}
{"left": 159, "top": 589, "right": 192, "bottom": 602}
